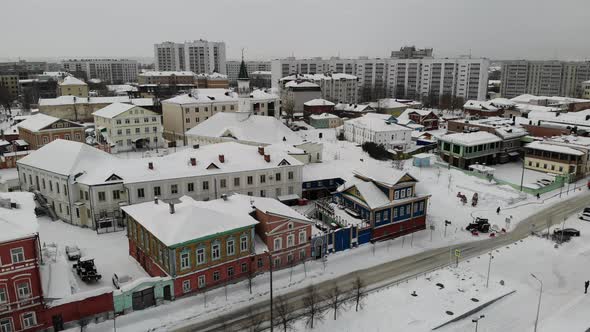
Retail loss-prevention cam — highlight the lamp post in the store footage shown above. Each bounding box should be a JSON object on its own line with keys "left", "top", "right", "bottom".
{"left": 486, "top": 252, "right": 494, "bottom": 288}
{"left": 267, "top": 251, "right": 274, "bottom": 332}
{"left": 530, "top": 273, "right": 543, "bottom": 332}
{"left": 520, "top": 157, "right": 525, "bottom": 191}
{"left": 472, "top": 314, "right": 485, "bottom": 332}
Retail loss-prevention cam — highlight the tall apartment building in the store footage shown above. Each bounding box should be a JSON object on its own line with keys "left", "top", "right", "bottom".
{"left": 279, "top": 73, "right": 359, "bottom": 104}
{"left": 154, "top": 40, "right": 226, "bottom": 75}
{"left": 271, "top": 56, "right": 489, "bottom": 102}
{"left": 391, "top": 46, "right": 433, "bottom": 59}
{"left": 61, "top": 59, "right": 139, "bottom": 84}
{"left": 0, "top": 60, "right": 48, "bottom": 79}
{"left": 500, "top": 60, "right": 590, "bottom": 99}
{"left": 226, "top": 60, "right": 271, "bottom": 84}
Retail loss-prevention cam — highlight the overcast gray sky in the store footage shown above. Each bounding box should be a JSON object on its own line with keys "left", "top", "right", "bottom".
{"left": 2, "top": 0, "right": 589, "bottom": 61}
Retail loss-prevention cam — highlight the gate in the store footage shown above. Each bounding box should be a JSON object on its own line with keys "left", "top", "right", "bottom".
{"left": 334, "top": 227, "right": 352, "bottom": 252}
{"left": 132, "top": 287, "right": 155, "bottom": 311}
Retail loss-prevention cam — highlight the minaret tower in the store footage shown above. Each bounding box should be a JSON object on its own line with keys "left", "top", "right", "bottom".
{"left": 237, "top": 49, "right": 251, "bottom": 112}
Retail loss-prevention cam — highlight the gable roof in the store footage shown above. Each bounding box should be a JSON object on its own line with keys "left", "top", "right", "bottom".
{"left": 352, "top": 181, "right": 391, "bottom": 209}
{"left": 202, "top": 194, "right": 310, "bottom": 222}
{"left": 59, "top": 76, "right": 86, "bottom": 86}
{"left": 186, "top": 112, "right": 303, "bottom": 145}
{"left": 352, "top": 164, "right": 415, "bottom": 187}
{"left": 17, "top": 113, "right": 82, "bottom": 132}
{"left": 92, "top": 102, "right": 139, "bottom": 119}
{"left": 304, "top": 99, "right": 335, "bottom": 107}
{"left": 0, "top": 192, "right": 38, "bottom": 243}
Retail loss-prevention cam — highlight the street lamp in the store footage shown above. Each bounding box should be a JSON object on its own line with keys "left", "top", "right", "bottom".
{"left": 530, "top": 273, "right": 543, "bottom": 332}
{"left": 472, "top": 314, "right": 485, "bottom": 332}
{"left": 486, "top": 253, "right": 494, "bottom": 288}
{"left": 266, "top": 250, "right": 274, "bottom": 332}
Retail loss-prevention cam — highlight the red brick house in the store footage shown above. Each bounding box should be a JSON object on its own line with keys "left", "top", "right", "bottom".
{"left": 303, "top": 99, "right": 336, "bottom": 119}
{"left": 17, "top": 113, "right": 85, "bottom": 150}
{"left": 405, "top": 109, "right": 439, "bottom": 130}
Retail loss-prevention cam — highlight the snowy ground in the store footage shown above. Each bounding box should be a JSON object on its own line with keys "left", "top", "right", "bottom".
{"left": 492, "top": 161, "right": 557, "bottom": 189}
{"left": 298, "top": 212, "right": 590, "bottom": 332}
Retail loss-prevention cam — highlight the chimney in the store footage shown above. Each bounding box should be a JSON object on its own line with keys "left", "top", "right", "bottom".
{"left": 169, "top": 203, "right": 175, "bottom": 214}
{"left": 258, "top": 146, "right": 265, "bottom": 155}
{"left": 193, "top": 144, "right": 200, "bottom": 149}
{"left": 154, "top": 197, "right": 159, "bottom": 204}
{"left": 190, "top": 157, "right": 196, "bottom": 166}
{"left": 221, "top": 193, "right": 228, "bottom": 201}
{"left": 264, "top": 154, "right": 271, "bottom": 162}
{"left": 148, "top": 162, "right": 154, "bottom": 170}
{"left": 218, "top": 154, "right": 225, "bottom": 163}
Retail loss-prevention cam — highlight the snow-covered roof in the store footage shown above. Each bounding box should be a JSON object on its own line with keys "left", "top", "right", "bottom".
{"left": 304, "top": 99, "right": 335, "bottom": 107}
{"left": 39, "top": 96, "right": 153, "bottom": 107}
{"left": 18, "top": 140, "right": 302, "bottom": 186}
{"left": 59, "top": 76, "right": 86, "bottom": 86}
{"left": 439, "top": 132, "right": 502, "bottom": 146}
{"left": 345, "top": 113, "right": 412, "bottom": 133}
{"left": 280, "top": 73, "right": 357, "bottom": 82}
{"left": 310, "top": 113, "right": 339, "bottom": 120}
{"left": 249, "top": 89, "right": 279, "bottom": 101}
{"left": 451, "top": 117, "right": 527, "bottom": 139}
{"left": 526, "top": 110, "right": 590, "bottom": 128}
{"left": 0, "top": 192, "right": 38, "bottom": 243}
{"left": 353, "top": 163, "right": 412, "bottom": 187}
{"left": 251, "top": 71, "right": 271, "bottom": 75}
{"left": 284, "top": 81, "right": 320, "bottom": 88}
{"left": 463, "top": 100, "right": 500, "bottom": 112}
{"left": 92, "top": 102, "right": 138, "bottom": 119}
{"left": 354, "top": 181, "right": 391, "bottom": 209}
{"left": 122, "top": 195, "right": 258, "bottom": 247}
{"left": 334, "top": 103, "right": 374, "bottom": 113}
{"left": 201, "top": 193, "right": 309, "bottom": 222}
{"left": 511, "top": 94, "right": 588, "bottom": 106}
{"left": 16, "top": 113, "right": 75, "bottom": 132}
{"left": 107, "top": 84, "right": 138, "bottom": 93}
{"left": 525, "top": 141, "right": 584, "bottom": 156}
{"left": 186, "top": 112, "right": 303, "bottom": 145}
{"left": 197, "top": 72, "right": 227, "bottom": 79}
{"left": 139, "top": 71, "right": 195, "bottom": 77}
{"left": 162, "top": 89, "right": 237, "bottom": 105}
{"left": 369, "top": 99, "right": 408, "bottom": 110}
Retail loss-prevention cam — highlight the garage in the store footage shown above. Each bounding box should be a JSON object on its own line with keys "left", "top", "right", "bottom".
{"left": 132, "top": 287, "right": 155, "bottom": 311}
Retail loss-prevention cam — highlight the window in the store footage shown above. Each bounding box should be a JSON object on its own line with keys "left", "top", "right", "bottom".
{"left": 227, "top": 266, "right": 234, "bottom": 278}
{"left": 240, "top": 235, "right": 248, "bottom": 252}
{"left": 299, "top": 230, "right": 306, "bottom": 244}
{"left": 144, "top": 127, "right": 150, "bottom": 133}
{"left": 116, "top": 119, "right": 122, "bottom": 125}
{"left": 84, "top": 191, "right": 89, "bottom": 200}
{"left": 288, "top": 186, "right": 294, "bottom": 195}
{"left": 180, "top": 251, "right": 190, "bottom": 270}
{"left": 135, "top": 128, "right": 140, "bottom": 134}
{"left": 153, "top": 186, "right": 161, "bottom": 196}
{"left": 213, "top": 271, "right": 220, "bottom": 281}
{"left": 0, "top": 287, "right": 6, "bottom": 304}
{"left": 144, "top": 117, "right": 149, "bottom": 123}
{"left": 300, "top": 249, "right": 306, "bottom": 260}
{"left": 400, "top": 189, "right": 406, "bottom": 199}
{"left": 274, "top": 238, "right": 282, "bottom": 250}
{"left": 275, "top": 173, "right": 281, "bottom": 181}
{"left": 64, "top": 184, "right": 67, "bottom": 196}
{"left": 406, "top": 187, "right": 412, "bottom": 197}
{"left": 257, "top": 258, "right": 264, "bottom": 268}
{"left": 0, "top": 319, "right": 13, "bottom": 332}
{"left": 182, "top": 280, "right": 191, "bottom": 293}
{"left": 202, "top": 181, "right": 209, "bottom": 190}
{"left": 233, "top": 177, "right": 240, "bottom": 187}
{"left": 196, "top": 247, "right": 206, "bottom": 265}
{"left": 288, "top": 171, "right": 294, "bottom": 180}
{"left": 247, "top": 176, "right": 253, "bottom": 185}
{"left": 126, "top": 129, "right": 131, "bottom": 135}
{"left": 22, "top": 313, "right": 36, "bottom": 328}
{"left": 198, "top": 275, "right": 206, "bottom": 288}
{"left": 134, "top": 118, "right": 140, "bottom": 124}
{"left": 56, "top": 183, "right": 60, "bottom": 194}
{"left": 153, "top": 126, "right": 157, "bottom": 133}
{"left": 275, "top": 188, "right": 281, "bottom": 196}
{"left": 220, "top": 179, "right": 226, "bottom": 188}
{"left": 274, "top": 257, "right": 281, "bottom": 267}
{"left": 187, "top": 182, "right": 194, "bottom": 192}
{"left": 11, "top": 248, "right": 24, "bottom": 263}
{"left": 287, "top": 254, "right": 293, "bottom": 264}
{"left": 98, "top": 191, "right": 106, "bottom": 201}
{"left": 137, "top": 188, "right": 145, "bottom": 198}
{"left": 247, "top": 191, "right": 253, "bottom": 196}
{"left": 17, "top": 282, "right": 31, "bottom": 299}
{"left": 171, "top": 184, "right": 178, "bottom": 194}
{"left": 394, "top": 191, "right": 400, "bottom": 199}
{"left": 49, "top": 181, "right": 53, "bottom": 192}
{"left": 260, "top": 190, "right": 266, "bottom": 197}
{"left": 186, "top": 118, "right": 190, "bottom": 123}
{"left": 125, "top": 119, "right": 130, "bottom": 124}
{"left": 212, "top": 243, "right": 220, "bottom": 260}
{"left": 260, "top": 175, "right": 266, "bottom": 183}
{"left": 287, "top": 234, "right": 294, "bottom": 247}
{"left": 383, "top": 210, "right": 389, "bottom": 220}
{"left": 227, "top": 239, "right": 235, "bottom": 256}
{"left": 241, "top": 262, "right": 248, "bottom": 273}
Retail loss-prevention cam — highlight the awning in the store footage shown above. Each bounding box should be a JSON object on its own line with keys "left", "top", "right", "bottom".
{"left": 508, "top": 152, "right": 519, "bottom": 157}
{"left": 278, "top": 194, "right": 300, "bottom": 201}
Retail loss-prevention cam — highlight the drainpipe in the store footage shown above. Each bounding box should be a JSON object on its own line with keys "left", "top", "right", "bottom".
{"left": 67, "top": 175, "right": 74, "bottom": 224}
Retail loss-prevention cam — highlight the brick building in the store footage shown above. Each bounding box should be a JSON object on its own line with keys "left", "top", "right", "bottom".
{"left": 17, "top": 113, "right": 85, "bottom": 150}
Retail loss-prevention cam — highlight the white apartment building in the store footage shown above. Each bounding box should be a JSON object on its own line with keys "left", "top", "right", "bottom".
{"left": 154, "top": 40, "right": 227, "bottom": 74}
{"left": 500, "top": 60, "right": 590, "bottom": 99}
{"left": 16, "top": 139, "right": 303, "bottom": 229}
{"left": 226, "top": 60, "right": 271, "bottom": 83}
{"left": 279, "top": 73, "right": 359, "bottom": 104}
{"left": 93, "top": 103, "right": 164, "bottom": 152}
{"left": 344, "top": 113, "right": 412, "bottom": 150}
{"left": 61, "top": 59, "right": 139, "bottom": 84}
{"left": 271, "top": 56, "right": 489, "bottom": 102}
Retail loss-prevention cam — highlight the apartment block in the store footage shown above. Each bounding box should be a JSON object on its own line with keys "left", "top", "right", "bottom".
{"left": 62, "top": 59, "right": 139, "bottom": 84}
{"left": 154, "top": 40, "right": 226, "bottom": 75}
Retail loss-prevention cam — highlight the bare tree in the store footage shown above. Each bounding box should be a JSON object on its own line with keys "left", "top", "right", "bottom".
{"left": 328, "top": 286, "right": 347, "bottom": 320}
{"left": 247, "top": 267, "right": 255, "bottom": 294}
{"left": 245, "top": 308, "right": 264, "bottom": 332}
{"left": 302, "top": 286, "right": 326, "bottom": 329}
{"left": 274, "top": 296, "right": 295, "bottom": 332}
{"left": 282, "top": 97, "right": 295, "bottom": 124}
{"left": 350, "top": 277, "right": 367, "bottom": 312}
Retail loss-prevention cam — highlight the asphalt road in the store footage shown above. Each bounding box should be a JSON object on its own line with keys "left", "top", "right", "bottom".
{"left": 172, "top": 191, "right": 590, "bottom": 332}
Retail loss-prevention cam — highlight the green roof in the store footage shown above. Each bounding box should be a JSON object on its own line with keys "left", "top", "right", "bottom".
{"left": 238, "top": 59, "right": 249, "bottom": 80}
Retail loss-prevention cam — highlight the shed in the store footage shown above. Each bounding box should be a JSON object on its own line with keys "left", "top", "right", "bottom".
{"left": 413, "top": 153, "right": 434, "bottom": 167}
{"left": 113, "top": 276, "right": 174, "bottom": 314}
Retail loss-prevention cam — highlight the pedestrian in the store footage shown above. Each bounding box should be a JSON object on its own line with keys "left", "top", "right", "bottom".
{"left": 585, "top": 280, "right": 589, "bottom": 294}
{"left": 496, "top": 206, "right": 501, "bottom": 214}
{"left": 536, "top": 193, "right": 540, "bottom": 199}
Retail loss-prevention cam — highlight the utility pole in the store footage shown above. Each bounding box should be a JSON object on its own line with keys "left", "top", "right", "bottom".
{"left": 486, "top": 253, "right": 494, "bottom": 288}
{"left": 444, "top": 220, "right": 451, "bottom": 237}
{"left": 530, "top": 273, "right": 543, "bottom": 332}
{"left": 519, "top": 158, "right": 525, "bottom": 191}
{"left": 472, "top": 315, "right": 485, "bottom": 332}
{"left": 268, "top": 252, "right": 274, "bottom": 332}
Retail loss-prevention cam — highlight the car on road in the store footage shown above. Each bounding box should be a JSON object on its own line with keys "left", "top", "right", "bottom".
{"left": 65, "top": 245, "right": 81, "bottom": 261}
{"left": 553, "top": 228, "right": 580, "bottom": 237}
{"left": 580, "top": 210, "right": 590, "bottom": 221}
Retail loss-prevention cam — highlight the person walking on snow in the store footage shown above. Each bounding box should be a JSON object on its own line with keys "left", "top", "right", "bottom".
{"left": 536, "top": 193, "right": 540, "bottom": 199}
{"left": 585, "top": 280, "right": 589, "bottom": 294}
{"left": 496, "top": 206, "right": 501, "bottom": 214}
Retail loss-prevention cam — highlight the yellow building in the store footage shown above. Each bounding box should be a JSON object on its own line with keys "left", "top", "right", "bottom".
{"left": 524, "top": 140, "right": 588, "bottom": 180}
{"left": 0, "top": 74, "right": 19, "bottom": 100}
{"left": 58, "top": 76, "right": 89, "bottom": 97}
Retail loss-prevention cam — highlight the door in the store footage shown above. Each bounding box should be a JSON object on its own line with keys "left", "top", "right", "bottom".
{"left": 163, "top": 285, "right": 171, "bottom": 301}
{"left": 132, "top": 287, "right": 156, "bottom": 311}
{"left": 52, "top": 314, "right": 64, "bottom": 331}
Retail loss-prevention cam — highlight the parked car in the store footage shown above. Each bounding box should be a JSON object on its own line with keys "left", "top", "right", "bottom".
{"left": 553, "top": 228, "right": 580, "bottom": 237}
{"left": 65, "top": 246, "right": 81, "bottom": 261}
{"left": 538, "top": 178, "right": 553, "bottom": 185}
{"left": 579, "top": 210, "right": 590, "bottom": 221}
{"left": 73, "top": 257, "right": 102, "bottom": 282}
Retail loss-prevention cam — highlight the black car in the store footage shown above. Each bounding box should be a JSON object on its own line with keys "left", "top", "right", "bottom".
{"left": 553, "top": 228, "right": 580, "bottom": 237}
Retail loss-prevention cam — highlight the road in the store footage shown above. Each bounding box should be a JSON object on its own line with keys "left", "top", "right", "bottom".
{"left": 172, "top": 191, "right": 590, "bottom": 332}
